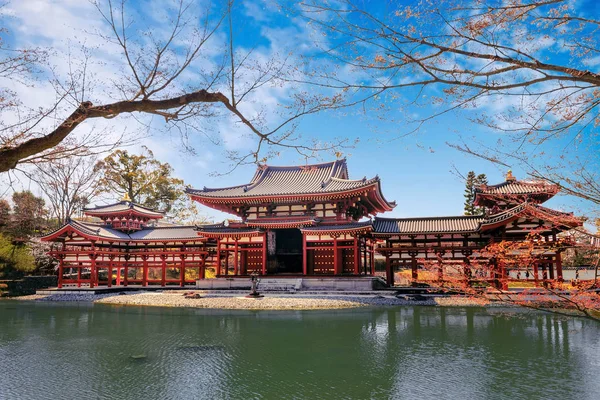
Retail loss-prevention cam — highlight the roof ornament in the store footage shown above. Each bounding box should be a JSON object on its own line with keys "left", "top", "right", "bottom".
{"left": 321, "top": 180, "right": 326, "bottom": 188}
{"left": 243, "top": 186, "right": 248, "bottom": 192}
{"left": 362, "top": 176, "right": 366, "bottom": 182}
{"left": 506, "top": 170, "right": 516, "bottom": 182}
{"left": 122, "top": 192, "right": 132, "bottom": 202}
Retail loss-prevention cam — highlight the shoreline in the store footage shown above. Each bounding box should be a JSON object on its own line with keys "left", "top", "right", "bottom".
{"left": 6, "top": 291, "right": 500, "bottom": 311}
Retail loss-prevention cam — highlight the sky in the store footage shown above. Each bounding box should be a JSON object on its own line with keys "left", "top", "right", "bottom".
{"left": 0, "top": 0, "right": 598, "bottom": 227}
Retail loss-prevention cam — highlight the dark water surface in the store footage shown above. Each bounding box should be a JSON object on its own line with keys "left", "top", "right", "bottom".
{"left": 0, "top": 302, "right": 599, "bottom": 400}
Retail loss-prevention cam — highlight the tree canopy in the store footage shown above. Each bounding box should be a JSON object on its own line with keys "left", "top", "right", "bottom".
{"left": 463, "top": 171, "right": 487, "bottom": 216}
{"left": 95, "top": 148, "right": 184, "bottom": 213}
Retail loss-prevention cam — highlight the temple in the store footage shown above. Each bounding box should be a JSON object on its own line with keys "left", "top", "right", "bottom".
{"left": 41, "top": 197, "right": 211, "bottom": 288}
{"left": 42, "top": 160, "right": 582, "bottom": 289}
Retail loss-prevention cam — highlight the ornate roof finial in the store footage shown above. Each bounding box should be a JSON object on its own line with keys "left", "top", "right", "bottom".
{"left": 506, "top": 170, "right": 516, "bottom": 182}
{"left": 122, "top": 192, "right": 132, "bottom": 202}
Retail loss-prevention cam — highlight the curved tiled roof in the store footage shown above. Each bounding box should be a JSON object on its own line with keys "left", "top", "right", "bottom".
{"left": 186, "top": 159, "right": 389, "bottom": 201}
{"left": 373, "top": 215, "right": 484, "bottom": 235}
{"left": 476, "top": 180, "right": 558, "bottom": 195}
{"left": 300, "top": 220, "right": 373, "bottom": 233}
{"left": 84, "top": 201, "right": 164, "bottom": 218}
{"left": 42, "top": 220, "right": 201, "bottom": 242}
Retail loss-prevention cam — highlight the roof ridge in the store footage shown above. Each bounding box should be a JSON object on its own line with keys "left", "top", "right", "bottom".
{"left": 376, "top": 215, "right": 484, "bottom": 221}
{"left": 329, "top": 176, "right": 377, "bottom": 183}
{"left": 257, "top": 159, "right": 342, "bottom": 170}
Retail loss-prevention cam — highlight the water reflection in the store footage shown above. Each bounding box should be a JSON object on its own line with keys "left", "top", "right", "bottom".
{"left": 0, "top": 303, "right": 598, "bottom": 400}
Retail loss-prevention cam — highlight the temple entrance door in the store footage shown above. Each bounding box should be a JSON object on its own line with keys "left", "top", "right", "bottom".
{"left": 274, "top": 228, "right": 303, "bottom": 274}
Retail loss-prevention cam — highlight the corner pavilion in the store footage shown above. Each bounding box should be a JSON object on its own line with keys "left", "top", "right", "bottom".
{"left": 42, "top": 160, "right": 581, "bottom": 289}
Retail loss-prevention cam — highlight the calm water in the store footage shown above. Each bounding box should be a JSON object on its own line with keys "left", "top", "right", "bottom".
{"left": 1, "top": 303, "right": 599, "bottom": 400}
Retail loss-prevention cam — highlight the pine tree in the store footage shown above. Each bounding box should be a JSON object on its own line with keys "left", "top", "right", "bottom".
{"left": 474, "top": 174, "right": 488, "bottom": 215}
{"left": 464, "top": 171, "right": 476, "bottom": 215}
{"left": 464, "top": 172, "right": 488, "bottom": 215}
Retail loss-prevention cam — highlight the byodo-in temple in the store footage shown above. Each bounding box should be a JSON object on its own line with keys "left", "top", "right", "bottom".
{"left": 42, "top": 160, "right": 582, "bottom": 289}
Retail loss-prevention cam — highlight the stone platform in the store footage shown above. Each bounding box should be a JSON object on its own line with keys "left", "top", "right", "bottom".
{"left": 196, "top": 276, "right": 388, "bottom": 292}
{"left": 36, "top": 277, "right": 388, "bottom": 295}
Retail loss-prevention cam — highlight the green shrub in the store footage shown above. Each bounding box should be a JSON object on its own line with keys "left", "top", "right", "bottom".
{"left": 0, "top": 233, "right": 36, "bottom": 275}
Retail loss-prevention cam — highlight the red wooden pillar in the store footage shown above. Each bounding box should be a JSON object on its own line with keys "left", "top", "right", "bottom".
{"left": 180, "top": 256, "right": 186, "bottom": 287}
{"left": 161, "top": 255, "right": 167, "bottom": 286}
{"left": 370, "top": 242, "right": 375, "bottom": 275}
{"left": 548, "top": 259, "right": 555, "bottom": 280}
{"left": 533, "top": 261, "right": 539, "bottom": 287}
{"left": 107, "top": 260, "right": 112, "bottom": 288}
{"left": 262, "top": 233, "right": 267, "bottom": 275}
{"left": 58, "top": 258, "right": 64, "bottom": 288}
{"left": 411, "top": 257, "right": 418, "bottom": 284}
{"left": 353, "top": 236, "right": 359, "bottom": 275}
{"left": 500, "top": 263, "right": 508, "bottom": 291}
{"left": 216, "top": 240, "right": 222, "bottom": 276}
{"left": 240, "top": 249, "right": 247, "bottom": 275}
{"left": 77, "top": 265, "right": 81, "bottom": 288}
{"left": 89, "top": 242, "right": 97, "bottom": 288}
{"left": 90, "top": 251, "right": 97, "bottom": 289}
{"left": 385, "top": 254, "right": 393, "bottom": 286}
{"left": 556, "top": 252, "right": 563, "bottom": 281}
{"left": 437, "top": 253, "right": 444, "bottom": 283}
{"left": 142, "top": 256, "right": 148, "bottom": 287}
{"left": 123, "top": 258, "right": 129, "bottom": 287}
{"left": 302, "top": 234, "right": 308, "bottom": 275}
{"left": 333, "top": 236, "right": 340, "bottom": 275}
{"left": 234, "top": 239, "right": 239, "bottom": 276}
{"left": 116, "top": 260, "right": 122, "bottom": 286}
{"left": 200, "top": 255, "right": 206, "bottom": 280}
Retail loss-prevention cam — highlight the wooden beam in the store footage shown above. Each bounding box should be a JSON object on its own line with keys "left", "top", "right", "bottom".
{"left": 262, "top": 233, "right": 267, "bottom": 275}
{"left": 142, "top": 256, "right": 148, "bottom": 287}
{"left": 303, "top": 233, "right": 307, "bottom": 275}
{"left": 333, "top": 236, "right": 340, "bottom": 275}
{"left": 58, "top": 258, "right": 63, "bottom": 288}
{"left": 385, "top": 253, "right": 393, "bottom": 286}
{"left": 556, "top": 252, "right": 563, "bottom": 281}
{"left": 353, "top": 236, "right": 359, "bottom": 275}
{"left": 234, "top": 239, "right": 239, "bottom": 276}
{"left": 180, "top": 256, "right": 186, "bottom": 287}
{"left": 216, "top": 240, "right": 222, "bottom": 276}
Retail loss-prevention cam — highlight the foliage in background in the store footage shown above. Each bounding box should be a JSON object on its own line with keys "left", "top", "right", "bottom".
{"left": 0, "top": 234, "right": 36, "bottom": 276}
{"left": 463, "top": 171, "right": 487, "bottom": 216}
{"left": 9, "top": 191, "right": 47, "bottom": 237}
{"left": 95, "top": 147, "right": 185, "bottom": 213}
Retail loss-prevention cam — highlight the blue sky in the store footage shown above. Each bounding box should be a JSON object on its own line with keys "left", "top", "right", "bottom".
{"left": 0, "top": 0, "right": 597, "bottom": 226}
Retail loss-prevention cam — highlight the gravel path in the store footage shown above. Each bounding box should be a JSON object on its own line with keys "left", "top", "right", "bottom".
{"left": 96, "top": 293, "right": 367, "bottom": 310}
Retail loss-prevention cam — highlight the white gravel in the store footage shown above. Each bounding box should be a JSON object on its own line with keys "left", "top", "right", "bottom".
{"left": 15, "top": 291, "right": 505, "bottom": 310}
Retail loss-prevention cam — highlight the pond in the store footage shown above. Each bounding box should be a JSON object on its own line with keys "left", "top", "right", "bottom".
{"left": 0, "top": 302, "right": 599, "bottom": 400}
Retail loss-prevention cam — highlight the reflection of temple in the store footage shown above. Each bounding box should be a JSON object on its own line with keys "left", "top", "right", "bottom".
{"left": 43, "top": 160, "right": 581, "bottom": 288}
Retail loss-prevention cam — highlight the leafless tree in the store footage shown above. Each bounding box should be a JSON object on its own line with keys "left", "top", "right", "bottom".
{"left": 34, "top": 156, "right": 101, "bottom": 226}
{"left": 0, "top": 0, "right": 349, "bottom": 174}
{"left": 297, "top": 0, "right": 600, "bottom": 209}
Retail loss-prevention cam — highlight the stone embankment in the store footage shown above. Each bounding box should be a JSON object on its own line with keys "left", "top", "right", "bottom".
{"left": 12, "top": 291, "right": 499, "bottom": 310}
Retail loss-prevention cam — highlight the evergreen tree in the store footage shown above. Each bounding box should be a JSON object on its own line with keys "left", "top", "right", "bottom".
{"left": 464, "top": 171, "right": 476, "bottom": 215}
{"left": 464, "top": 171, "right": 488, "bottom": 215}
{"left": 474, "top": 174, "right": 488, "bottom": 215}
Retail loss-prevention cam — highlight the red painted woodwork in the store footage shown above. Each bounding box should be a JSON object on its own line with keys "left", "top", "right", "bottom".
{"left": 556, "top": 252, "right": 563, "bottom": 281}
{"left": 385, "top": 254, "right": 393, "bottom": 286}
{"left": 302, "top": 234, "right": 307, "bottom": 275}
